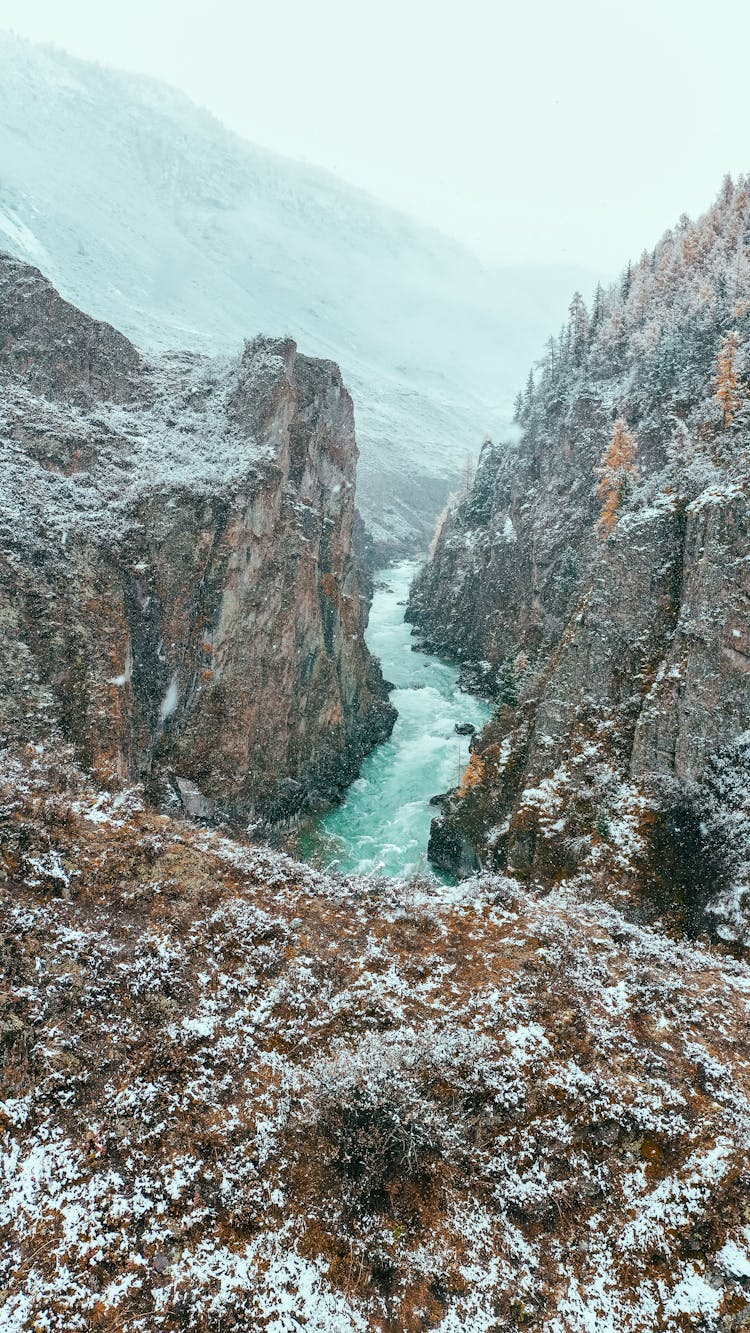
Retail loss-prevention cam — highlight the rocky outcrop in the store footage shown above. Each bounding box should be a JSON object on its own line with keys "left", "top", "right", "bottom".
{"left": 0, "top": 249, "right": 142, "bottom": 401}
{"left": 409, "top": 179, "right": 750, "bottom": 943}
{"left": 631, "top": 486, "right": 750, "bottom": 776}
{"left": 0, "top": 253, "right": 395, "bottom": 823}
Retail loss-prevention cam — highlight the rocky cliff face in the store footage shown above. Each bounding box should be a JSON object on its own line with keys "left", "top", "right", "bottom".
{"left": 408, "top": 179, "right": 750, "bottom": 944}
{"left": 0, "top": 252, "right": 395, "bottom": 823}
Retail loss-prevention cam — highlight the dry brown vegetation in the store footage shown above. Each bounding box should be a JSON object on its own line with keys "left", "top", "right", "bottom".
{"left": 2, "top": 743, "right": 750, "bottom": 1330}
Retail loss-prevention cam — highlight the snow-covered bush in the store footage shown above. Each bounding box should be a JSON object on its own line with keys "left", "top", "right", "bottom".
{"left": 292, "top": 1026, "right": 516, "bottom": 1216}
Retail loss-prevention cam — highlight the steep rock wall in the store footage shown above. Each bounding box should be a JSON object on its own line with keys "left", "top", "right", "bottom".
{"left": 408, "top": 180, "right": 750, "bottom": 942}
{"left": 0, "top": 253, "right": 395, "bottom": 822}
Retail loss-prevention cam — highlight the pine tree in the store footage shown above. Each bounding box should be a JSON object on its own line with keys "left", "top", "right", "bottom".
{"left": 558, "top": 322, "right": 570, "bottom": 364}
{"left": 568, "top": 291, "right": 589, "bottom": 364}
{"left": 715, "top": 330, "right": 741, "bottom": 428}
{"left": 590, "top": 283, "right": 604, "bottom": 331}
{"left": 720, "top": 171, "right": 735, "bottom": 206}
{"left": 458, "top": 451, "right": 476, "bottom": 500}
{"left": 597, "top": 418, "right": 639, "bottom": 536}
{"left": 496, "top": 656, "right": 521, "bottom": 707}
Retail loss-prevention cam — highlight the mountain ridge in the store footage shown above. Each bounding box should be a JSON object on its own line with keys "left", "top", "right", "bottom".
{"left": 0, "top": 29, "right": 595, "bottom": 553}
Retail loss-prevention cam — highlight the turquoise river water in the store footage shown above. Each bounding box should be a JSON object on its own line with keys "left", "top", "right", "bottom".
{"left": 298, "top": 560, "right": 492, "bottom": 879}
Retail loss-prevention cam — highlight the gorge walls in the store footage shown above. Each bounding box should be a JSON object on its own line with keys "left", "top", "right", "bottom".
{"left": 408, "top": 179, "right": 750, "bottom": 942}
{"left": 0, "top": 253, "right": 395, "bottom": 824}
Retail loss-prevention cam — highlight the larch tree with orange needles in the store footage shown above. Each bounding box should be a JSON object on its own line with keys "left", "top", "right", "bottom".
{"left": 714, "top": 330, "right": 742, "bottom": 429}
{"left": 597, "top": 417, "right": 639, "bottom": 536}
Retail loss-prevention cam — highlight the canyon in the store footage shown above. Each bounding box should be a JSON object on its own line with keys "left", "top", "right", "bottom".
{"left": 2, "top": 153, "right": 750, "bottom": 1328}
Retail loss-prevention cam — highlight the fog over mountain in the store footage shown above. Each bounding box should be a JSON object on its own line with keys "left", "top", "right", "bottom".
{"left": 0, "top": 32, "right": 593, "bottom": 551}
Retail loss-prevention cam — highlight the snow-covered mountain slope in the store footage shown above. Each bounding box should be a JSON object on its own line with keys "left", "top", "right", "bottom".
{"left": 0, "top": 32, "right": 592, "bottom": 552}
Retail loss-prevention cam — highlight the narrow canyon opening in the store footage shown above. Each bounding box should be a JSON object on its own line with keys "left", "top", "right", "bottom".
{"left": 296, "top": 560, "right": 492, "bottom": 878}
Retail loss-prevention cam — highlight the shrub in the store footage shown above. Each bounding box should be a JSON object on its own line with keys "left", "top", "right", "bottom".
{"left": 291, "top": 1027, "right": 517, "bottom": 1219}
{"left": 595, "top": 807, "right": 612, "bottom": 842}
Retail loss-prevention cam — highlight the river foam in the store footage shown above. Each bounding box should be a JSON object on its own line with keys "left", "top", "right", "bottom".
{"left": 299, "top": 560, "right": 492, "bottom": 878}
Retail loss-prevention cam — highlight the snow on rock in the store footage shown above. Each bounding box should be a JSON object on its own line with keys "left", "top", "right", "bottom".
{"left": 0, "top": 254, "right": 395, "bottom": 824}
{"left": 409, "top": 177, "right": 750, "bottom": 949}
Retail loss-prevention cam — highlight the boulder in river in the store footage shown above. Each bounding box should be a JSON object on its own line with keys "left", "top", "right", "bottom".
{"left": 429, "top": 790, "right": 453, "bottom": 807}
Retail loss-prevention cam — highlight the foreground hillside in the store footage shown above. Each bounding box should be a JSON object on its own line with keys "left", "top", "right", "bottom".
{"left": 2, "top": 742, "right": 750, "bottom": 1332}
{"left": 0, "top": 32, "right": 590, "bottom": 553}
{"left": 0, "top": 252, "right": 394, "bottom": 824}
{"left": 408, "top": 176, "right": 750, "bottom": 945}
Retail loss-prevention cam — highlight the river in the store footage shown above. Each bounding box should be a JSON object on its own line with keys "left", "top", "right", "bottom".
{"left": 298, "top": 560, "right": 492, "bottom": 879}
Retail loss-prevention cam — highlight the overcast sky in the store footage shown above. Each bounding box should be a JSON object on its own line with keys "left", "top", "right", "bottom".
{"left": 2, "top": 0, "right": 749, "bottom": 278}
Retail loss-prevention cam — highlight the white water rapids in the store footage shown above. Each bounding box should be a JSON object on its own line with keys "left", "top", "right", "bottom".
{"left": 299, "top": 561, "right": 492, "bottom": 879}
